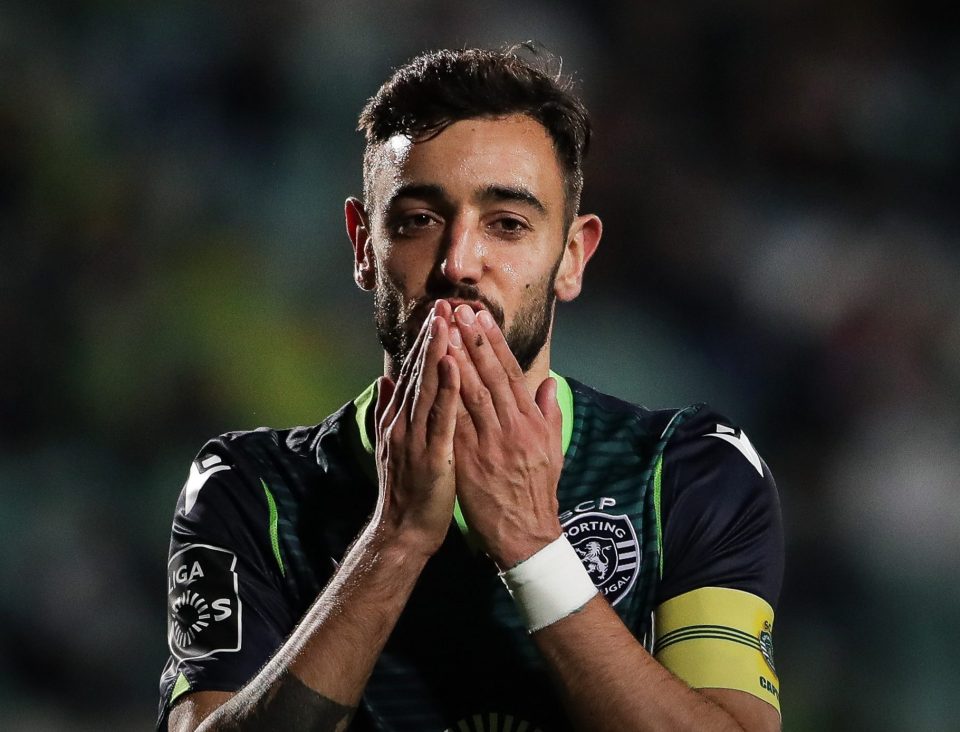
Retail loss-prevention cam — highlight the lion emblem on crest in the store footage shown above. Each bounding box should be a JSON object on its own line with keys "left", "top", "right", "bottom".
{"left": 561, "top": 510, "right": 641, "bottom": 606}
{"left": 575, "top": 540, "right": 610, "bottom": 580}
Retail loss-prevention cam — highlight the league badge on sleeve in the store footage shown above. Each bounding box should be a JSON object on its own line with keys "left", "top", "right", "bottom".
{"left": 167, "top": 544, "right": 242, "bottom": 661}
{"left": 561, "top": 511, "right": 640, "bottom": 606}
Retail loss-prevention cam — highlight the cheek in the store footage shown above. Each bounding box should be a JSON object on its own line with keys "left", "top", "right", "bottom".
{"left": 374, "top": 248, "right": 406, "bottom": 290}
{"left": 380, "top": 248, "right": 421, "bottom": 287}
{"left": 382, "top": 234, "right": 443, "bottom": 275}
{"left": 494, "top": 251, "right": 554, "bottom": 301}
{"left": 492, "top": 245, "right": 544, "bottom": 285}
{"left": 498, "top": 261, "right": 523, "bottom": 285}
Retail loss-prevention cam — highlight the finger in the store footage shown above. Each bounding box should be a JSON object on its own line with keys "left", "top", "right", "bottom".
{"left": 453, "top": 305, "right": 523, "bottom": 420}
{"left": 398, "top": 312, "right": 435, "bottom": 424}
{"left": 427, "top": 354, "right": 460, "bottom": 447}
{"left": 433, "top": 298, "right": 453, "bottom": 327}
{"left": 374, "top": 373, "right": 397, "bottom": 436}
{"left": 445, "top": 328, "right": 480, "bottom": 445}
{"left": 475, "top": 308, "right": 538, "bottom": 414}
{"left": 452, "top": 385, "right": 480, "bottom": 456}
{"left": 446, "top": 320, "right": 499, "bottom": 436}
{"left": 535, "top": 375, "right": 563, "bottom": 456}
{"left": 411, "top": 304, "right": 451, "bottom": 430}
{"left": 388, "top": 308, "right": 434, "bottom": 427}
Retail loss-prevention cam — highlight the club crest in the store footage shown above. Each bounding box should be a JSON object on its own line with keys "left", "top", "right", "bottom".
{"left": 561, "top": 511, "right": 640, "bottom": 606}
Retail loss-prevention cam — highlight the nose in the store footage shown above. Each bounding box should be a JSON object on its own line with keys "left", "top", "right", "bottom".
{"left": 440, "top": 217, "right": 484, "bottom": 285}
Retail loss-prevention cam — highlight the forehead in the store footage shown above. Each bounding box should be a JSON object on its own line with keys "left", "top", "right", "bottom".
{"left": 368, "top": 115, "right": 564, "bottom": 212}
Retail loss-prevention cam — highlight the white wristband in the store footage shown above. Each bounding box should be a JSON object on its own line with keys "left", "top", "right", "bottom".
{"left": 499, "top": 535, "right": 599, "bottom": 633}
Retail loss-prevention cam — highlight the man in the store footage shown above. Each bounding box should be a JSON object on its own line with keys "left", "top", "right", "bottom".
{"left": 159, "top": 47, "right": 783, "bottom": 732}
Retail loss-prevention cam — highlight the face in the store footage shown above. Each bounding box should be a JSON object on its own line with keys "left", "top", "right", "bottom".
{"left": 352, "top": 114, "right": 596, "bottom": 375}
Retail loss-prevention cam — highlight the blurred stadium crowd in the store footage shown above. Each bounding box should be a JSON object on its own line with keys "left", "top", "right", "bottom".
{"left": 1, "top": 2, "right": 958, "bottom": 730}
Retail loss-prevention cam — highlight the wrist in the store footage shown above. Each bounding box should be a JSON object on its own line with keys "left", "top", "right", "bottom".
{"left": 499, "top": 534, "right": 598, "bottom": 633}
{"left": 366, "top": 514, "right": 445, "bottom": 566}
{"left": 488, "top": 524, "right": 564, "bottom": 571}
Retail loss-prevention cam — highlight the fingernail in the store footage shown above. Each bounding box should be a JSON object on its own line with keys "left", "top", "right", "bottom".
{"left": 456, "top": 305, "right": 476, "bottom": 325}
{"left": 449, "top": 326, "right": 462, "bottom": 348}
{"left": 477, "top": 310, "right": 494, "bottom": 329}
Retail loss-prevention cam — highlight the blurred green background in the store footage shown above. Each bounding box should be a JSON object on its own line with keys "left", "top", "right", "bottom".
{"left": 2, "top": 2, "right": 959, "bottom": 730}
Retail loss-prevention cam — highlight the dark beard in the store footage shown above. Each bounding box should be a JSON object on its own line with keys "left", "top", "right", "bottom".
{"left": 374, "top": 269, "right": 557, "bottom": 374}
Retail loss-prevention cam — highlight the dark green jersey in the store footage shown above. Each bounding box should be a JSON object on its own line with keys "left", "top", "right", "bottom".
{"left": 158, "top": 375, "right": 783, "bottom": 730}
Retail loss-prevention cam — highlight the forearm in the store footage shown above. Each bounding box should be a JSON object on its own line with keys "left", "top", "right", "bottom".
{"left": 198, "top": 523, "right": 429, "bottom": 731}
{"left": 533, "top": 596, "right": 747, "bottom": 732}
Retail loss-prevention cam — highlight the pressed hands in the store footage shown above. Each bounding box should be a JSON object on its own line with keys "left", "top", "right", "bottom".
{"left": 373, "top": 298, "right": 564, "bottom": 568}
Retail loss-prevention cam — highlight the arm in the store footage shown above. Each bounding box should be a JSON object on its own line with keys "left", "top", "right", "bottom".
{"left": 531, "top": 597, "right": 779, "bottom": 731}
{"left": 181, "top": 520, "right": 433, "bottom": 731}
{"left": 172, "top": 303, "right": 461, "bottom": 731}
{"left": 445, "top": 305, "right": 779, "bottom": 732}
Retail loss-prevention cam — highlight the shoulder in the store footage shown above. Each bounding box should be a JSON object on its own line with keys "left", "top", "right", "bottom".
{"left": 658, "top": 405, "right": 778, "bottom": 527}
{"left": 173, "top": 428, "right": 296, "bottom": 518}
{"left": 563, "top": 376, "right": 679, "bottom": 439}
{"left": 656, "top": 404, "right": 784, "bottom": 608}
{"left": 170, "top": 403, "right": 354, "bottom": 535}
{"left": 561, "top": 377, "right": 776, "bottom": 506}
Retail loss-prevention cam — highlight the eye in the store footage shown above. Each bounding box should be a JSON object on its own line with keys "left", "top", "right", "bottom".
{"left": 489, "top": 216, "right": 530, "bottom": 239}
{"left": 393, "top": 212, "right": 439, "bottom": 237}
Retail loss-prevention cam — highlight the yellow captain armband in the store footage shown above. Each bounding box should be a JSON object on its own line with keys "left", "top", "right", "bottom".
{"left": 653, "top": 587, "right": 781, "bottom": 715}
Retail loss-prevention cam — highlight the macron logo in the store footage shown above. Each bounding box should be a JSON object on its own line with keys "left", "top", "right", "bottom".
{"left": 183, "top": 455, "right": 231, "bottom": 515}
{"left": 705, "top": 424, "right": 763, "bottom": 476}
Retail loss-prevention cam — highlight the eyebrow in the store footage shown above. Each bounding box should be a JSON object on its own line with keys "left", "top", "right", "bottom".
{"left": 387, "top": 183, "right": 547, "bottom": 215}
{"left": 389, "top": 183, "right": 445, "bottom": 206}
{"left": 480, "top": 184, "right": 547, "bottom": 214}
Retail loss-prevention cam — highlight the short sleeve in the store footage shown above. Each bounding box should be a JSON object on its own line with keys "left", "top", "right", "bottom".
{"left": 157, "top": 438, "right": 297, "bottom": 730}
{"left": 656, "top": 407, "right": 783, "bottom": 607}
{"left": 652, "top": 408, "right": 784, "bottom": 713}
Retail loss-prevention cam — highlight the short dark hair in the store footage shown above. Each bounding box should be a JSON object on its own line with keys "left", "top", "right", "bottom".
{"left": 358, "top": 46, "right": 591, "bottom": 224}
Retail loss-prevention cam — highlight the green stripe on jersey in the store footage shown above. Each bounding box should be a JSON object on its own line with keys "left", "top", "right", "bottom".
{"left": 550, "top": 370, "right": 574, "bottom": 455}
{"left": 653, "top": 455, "right": 664, "bottom": 578}
{"left": 261, "top": 479, "right": 286, "bottom": 577}
{"left": 354, "top": 380, "right": 376, "bottom": 456}
{"left": 170, "top": 672, "right": 191, "bottom": 704}
{"left": 650, "top": 404, "right": 703, "bottom": 579}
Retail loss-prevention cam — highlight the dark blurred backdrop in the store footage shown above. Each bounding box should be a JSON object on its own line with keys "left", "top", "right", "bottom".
{"left": 2, "top": 2, "right": 959, "bottom": 730}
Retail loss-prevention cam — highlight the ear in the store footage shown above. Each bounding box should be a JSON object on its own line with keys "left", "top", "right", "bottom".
{"left": 554, "top": 214, "right": 602, "bottom": 302}
{"left": 345, "top": 197, "right": 376, "bottom": 291}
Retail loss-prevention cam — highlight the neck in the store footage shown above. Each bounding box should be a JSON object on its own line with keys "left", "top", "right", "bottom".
{"left": 521, "top": 345, "right": 553, "bottom": 396}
